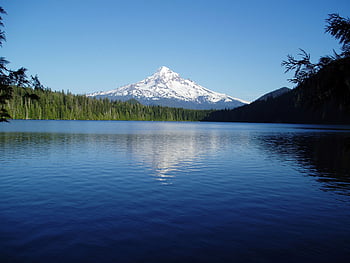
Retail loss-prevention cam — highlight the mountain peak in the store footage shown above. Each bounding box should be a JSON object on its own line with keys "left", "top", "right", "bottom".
{"left": 153, "top": 66, "right": 180, "bottom": 81}
{"left": 88, "top": 67, "right": 247, "bottom": 110}
{"left": 157, "top": 66, "right": 172, "bottom": 73}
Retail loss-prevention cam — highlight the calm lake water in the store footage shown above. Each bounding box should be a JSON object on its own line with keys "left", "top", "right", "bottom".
{"left": 1, "top": 120, "right": 350, "bottom": 262}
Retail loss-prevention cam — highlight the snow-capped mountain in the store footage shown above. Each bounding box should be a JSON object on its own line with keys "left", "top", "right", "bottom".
{"left": 88, "top": 66, "right": 248, "bottom": 110}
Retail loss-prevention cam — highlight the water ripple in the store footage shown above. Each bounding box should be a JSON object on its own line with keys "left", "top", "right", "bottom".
{"left": 1, "top": 121, "right": 350, "bottom": 262}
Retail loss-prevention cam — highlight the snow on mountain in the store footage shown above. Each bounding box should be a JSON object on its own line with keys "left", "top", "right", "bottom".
{"left": 88, "top": 66, "right": 248, "bottom": 110}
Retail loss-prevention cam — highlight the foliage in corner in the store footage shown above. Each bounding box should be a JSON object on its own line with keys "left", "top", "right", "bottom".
{"left": 205, "top": 13, "right": 350, "bottom": 124}
{"left": 325, "top": 13, "right": 350, "bottom": 57}
{"left": 0, "top": 6, "right": 42, "bottom": 122}
{"left": 282, "top": 13, "right": 350, "bottom": 85}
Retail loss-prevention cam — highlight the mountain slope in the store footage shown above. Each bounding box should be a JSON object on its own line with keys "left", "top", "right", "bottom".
{"left": 88, "top": 66, "right": 247, "bottom": 110}
{"left": 255, "top": 87, "right": 291, "bottom": 102}
{"left": 205, "top": 57, "right": 350, "bottom": 124}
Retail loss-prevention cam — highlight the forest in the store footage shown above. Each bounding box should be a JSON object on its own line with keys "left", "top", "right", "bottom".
{"left": 4, "top": 86, "right": 211, "bottom": 121}
{"left": 0, "top": 6, "right": 212, "bottom": 123}
{"left": 205, "top": 13, "right": 350, "bottom": 124}
{"left": 2, "top": 9, "right": 350, "bottom": 124}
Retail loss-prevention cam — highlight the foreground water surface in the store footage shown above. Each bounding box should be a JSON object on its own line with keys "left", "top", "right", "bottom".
{"left": 1, "top": 120, "right": 350, "bottom": 262}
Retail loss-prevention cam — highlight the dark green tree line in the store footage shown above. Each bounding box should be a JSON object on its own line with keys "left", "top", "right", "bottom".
{"left": 0, "top": 6, "right": 209, "bottom": 122}
{"left": 5, "top": 86, "right": 211, "bottom": 121}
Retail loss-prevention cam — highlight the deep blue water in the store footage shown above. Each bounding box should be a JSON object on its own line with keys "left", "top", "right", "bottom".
{"left": 1, "top": 120, "right": 350, "bottom": 262}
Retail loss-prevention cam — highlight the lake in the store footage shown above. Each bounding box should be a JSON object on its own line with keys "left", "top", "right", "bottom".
{"left": 1, "top": 120, "right": 350, "bottom": 262}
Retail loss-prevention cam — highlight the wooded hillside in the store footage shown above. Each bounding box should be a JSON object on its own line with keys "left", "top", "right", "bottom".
{"left": 205, "top": 14, "right": 350, "bottom": 124}
{"left": 5, "top": 86, "right": 210, "bottom": 121}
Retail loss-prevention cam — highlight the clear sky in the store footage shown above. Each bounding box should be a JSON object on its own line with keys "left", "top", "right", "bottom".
{"left": 2, "top": 0, "right": 350, "bottom": 102}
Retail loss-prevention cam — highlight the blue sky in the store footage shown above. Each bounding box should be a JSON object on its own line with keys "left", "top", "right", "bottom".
{"left": 2, "top": 0, "right": 350, "bottom": 101}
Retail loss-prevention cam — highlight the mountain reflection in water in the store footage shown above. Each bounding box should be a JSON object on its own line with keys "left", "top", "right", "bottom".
{"left": 123, "top": 132, "right": 234, "bottom": 183}
{"left": 1, "top": 121, "right": 350, "bottom": 262}
{"left": 1, "top": 123, "right": 350, "bottom": 193}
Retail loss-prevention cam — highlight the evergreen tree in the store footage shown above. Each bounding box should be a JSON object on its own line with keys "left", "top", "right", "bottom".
{"left": 0, "top": 7, "right": 11, "bottom": 121}
{"left": 0, "top": 6, "right": 32, "bottom": 122}
{"left": 206, "top": 13, "right": 350, "bottom": 124}
{"left": 282, "top": 14, "right": 350, "bottom": 86}
{"left": 325, "top": 13, "right": 350, "bottom": 57}
{"left": 5, "top": 85, "right": 211, "bottom": 121}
